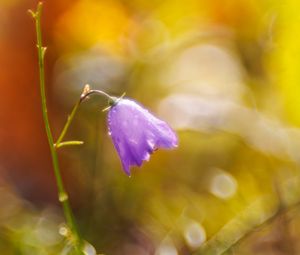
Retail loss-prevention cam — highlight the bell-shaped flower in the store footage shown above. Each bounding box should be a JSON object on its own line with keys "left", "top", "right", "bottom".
{"left": 107, "top": 98, "right": 178, "bottom": 175}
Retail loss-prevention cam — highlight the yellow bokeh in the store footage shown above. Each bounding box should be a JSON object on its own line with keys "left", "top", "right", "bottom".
{"left": 55, "top": 0, "right": 133, "bottom": 53}
{"left": 271, "top": 0, "right": 300, "bottom": 125}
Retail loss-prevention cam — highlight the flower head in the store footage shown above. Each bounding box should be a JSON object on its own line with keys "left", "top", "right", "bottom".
{"left": 107, "top": 98, "right": 178, "bottom": 175}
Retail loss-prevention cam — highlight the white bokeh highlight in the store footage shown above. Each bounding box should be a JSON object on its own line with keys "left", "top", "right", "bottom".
{"left": 155, "top": 239, "right": 178, "bottom": 255}
{"left": 183, "top": 221, "right": 206, "bottom": 249}
{"left": 210, "top": 171, "right": 237, "bottom": 199}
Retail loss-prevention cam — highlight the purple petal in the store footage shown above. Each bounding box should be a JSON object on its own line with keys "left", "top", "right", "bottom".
{"left": 107, "top": 99, "right": 178, "bottom": 175}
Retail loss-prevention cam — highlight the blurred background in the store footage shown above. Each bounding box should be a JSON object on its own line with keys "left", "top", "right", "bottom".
{"left": 1, "top": 0, "right": 300, "bottom": 254}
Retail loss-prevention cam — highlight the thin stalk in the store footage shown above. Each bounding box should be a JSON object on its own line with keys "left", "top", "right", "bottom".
{"left": 55, "top": 88, "right": 117, "bottom": 146}
{"left": 55, "top": 101, "right": 80, "bottom": 146}
{"left": 82, "top": 89, "right": 114, "bottom": 101}
{"left": 55, "top": 141, "right": 84, "bottom": 149}
{"left": 29, "top": 3, "right": 83, "bottom": 253}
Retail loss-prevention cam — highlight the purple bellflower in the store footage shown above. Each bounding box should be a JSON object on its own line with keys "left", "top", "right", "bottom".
{"left": 107, "top": 98, "right": 178, "bottom": 175}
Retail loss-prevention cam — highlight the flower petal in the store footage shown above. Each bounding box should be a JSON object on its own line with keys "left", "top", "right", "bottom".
{"left": 108, "top": 99, "right": 178, "bottom": 175}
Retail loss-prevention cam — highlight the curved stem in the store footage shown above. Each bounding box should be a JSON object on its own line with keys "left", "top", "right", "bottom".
{"left": 56, "top": 88, "right": 116, "bottom": 146}
{"left": 80, "top": 89, "right": 116, "bottom": 103}
{"left": 30, "top": 3, "right": 83, "bottom": 254}
{"left": 80, "top": 89, "right": 117, "bottom": 103}
{"left": 82, "top": 90, "right": 112, "bottom": 100}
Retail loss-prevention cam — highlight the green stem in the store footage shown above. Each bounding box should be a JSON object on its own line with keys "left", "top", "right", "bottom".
{"left": 55, "top": 140, "right": 84, "bottom": 149}
{"left": 56, "top": 87, "right": 118, "bottom": 146}
{"left": 55, "top": 101, "right": 80, "bottom": 146}
{"left": 30, "top": 3, "right": 83, "bottom": 253}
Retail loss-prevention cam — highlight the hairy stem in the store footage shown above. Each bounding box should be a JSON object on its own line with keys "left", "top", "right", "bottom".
{"left": 30, "top": 2, "right": 83, "bottom": 253}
